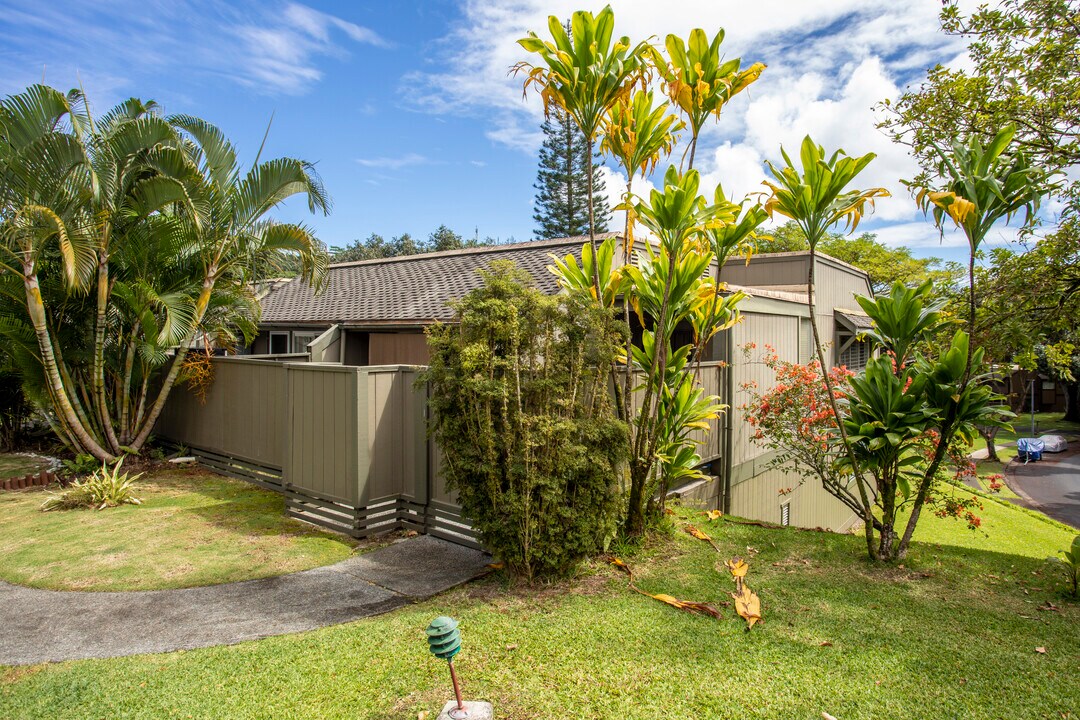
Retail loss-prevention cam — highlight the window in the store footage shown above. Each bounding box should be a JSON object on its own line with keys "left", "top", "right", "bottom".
{"left": 291, "top": 332, "right": 317, "bottom": 354}
{"left": 838, "top": 334, "right": 871, "bottom": 372}
{"left": 268, "top": 332, "right": 289, "bottom": 355}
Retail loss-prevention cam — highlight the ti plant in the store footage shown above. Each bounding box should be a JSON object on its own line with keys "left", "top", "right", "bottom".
{"left": 762, "top": 136, "right": 889, "bottom": 558}
{"left": 847, "top": 283, "right": 1011, "bottom": 561}
{"left": 649, "top": 28, "right": 765, "bottom": 170}
{"left": 909, "top": 124, "right": 1047, "bottom": 373}
{"left": 516, "top": 5, "right": 650, "bottom": 291}
{"left": 620, "top": 167, "right": 734, "bottom": 535}
{"left": 535, "top": 9, "right": 765, "bottom": 538}
{"left": 601, "top": 90, "right": 684, "bottom": 419}
{"left": 1046, "top": 535, "right": 1080, "bottom": 599}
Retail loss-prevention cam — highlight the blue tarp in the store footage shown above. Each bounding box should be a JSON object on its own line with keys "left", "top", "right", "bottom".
{"left": 1017, "top": 438, "right": 1045, "bottom": 462}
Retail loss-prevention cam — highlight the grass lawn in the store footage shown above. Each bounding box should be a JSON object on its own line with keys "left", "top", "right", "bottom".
{"left": 2, "top": 494, "right": 1076, "bottom": 719}
{"left": 0, "top": 466, "right": 357, "bottom": 591}
{"left": 0, "top": 452, "right": 54, "bottom": 479}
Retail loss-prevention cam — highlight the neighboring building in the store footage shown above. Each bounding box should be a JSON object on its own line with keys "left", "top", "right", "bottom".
{"left": 245, "top": 236, "right": 873, "bottom": 532}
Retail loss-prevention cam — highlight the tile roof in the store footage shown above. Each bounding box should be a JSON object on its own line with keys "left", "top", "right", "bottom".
{"left": 835, "top": 309, "right": 875, "bottom": 330}
{"left": 260, "top": 234, "right": 619, "bottom": 325}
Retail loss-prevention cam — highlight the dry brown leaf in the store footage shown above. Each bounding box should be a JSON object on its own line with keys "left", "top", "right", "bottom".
{"left": 685, "top": 524, "right": 721, "bottom": 552}
{"left": 731, "top": 585, "right": 763, "bottom": 630}
{"left": 704, "top": 509, "right": 723, "bottom": 521}
{"left": 417, "top": 712, "right": 429, "bottom": 720}
{"left": 608, "top": 556, "right": 634, "bottom": 583}
{"left": 664, "top": 507, "right": 676, "bottom": 515}
{"left": 822, "top": 713, "right": 839, "bottom": 720}
{"left": 819, "top": 641, "right": 833, "bottom": 647}
{"left": 632, "top": 586, "right": 725, "bottom": 620}
{"left": 1035, "top": 646, "right": 1047, "bottom": 654}
{"left": 487, "top": 562, "right": 505, "bottom": 570}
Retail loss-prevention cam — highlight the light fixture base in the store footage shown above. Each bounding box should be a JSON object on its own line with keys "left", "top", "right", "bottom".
{"left": 437, "top": 700, "right": 492, "bottom": 720}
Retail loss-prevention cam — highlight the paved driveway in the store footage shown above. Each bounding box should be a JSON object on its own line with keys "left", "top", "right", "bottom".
{"left": 1008, "top": 446, "right": 1080, "bottom": 530}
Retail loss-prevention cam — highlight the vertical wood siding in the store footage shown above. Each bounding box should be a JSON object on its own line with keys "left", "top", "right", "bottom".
{"left": 156, "top": 358, "right": 288, "bottom": 468}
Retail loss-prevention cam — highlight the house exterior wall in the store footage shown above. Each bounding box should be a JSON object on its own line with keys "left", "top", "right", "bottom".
{"left": 721, "top": 295, "right": 860, "bottom": 532}
{"left": 251, "top": 326, "right": 330, "bottom": 356}
{"left": 721, "top": 254, "right": 873, "bottom": 367}
{"left": 369, "top": 332, "right": 431, "bottom": 366}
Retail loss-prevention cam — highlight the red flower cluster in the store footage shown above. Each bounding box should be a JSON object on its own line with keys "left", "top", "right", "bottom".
{"left": 932, "top": 494, "right": 984, "bottom": 531}
{"left": 743, "top": 354, "right": 854, "bottom": 459}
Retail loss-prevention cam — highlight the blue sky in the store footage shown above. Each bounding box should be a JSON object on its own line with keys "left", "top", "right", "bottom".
{"left": 1, "top": 0, "right": 1029, "bottom": 262}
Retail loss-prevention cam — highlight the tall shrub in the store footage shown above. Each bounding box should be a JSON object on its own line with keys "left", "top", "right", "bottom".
{"left": 423, "top": 262, "right": 628, "bottom": 582}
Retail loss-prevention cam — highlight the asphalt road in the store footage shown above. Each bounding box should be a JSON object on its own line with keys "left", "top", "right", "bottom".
{"left": 1008, "top": 446, "right": 1080, "bottom": 530}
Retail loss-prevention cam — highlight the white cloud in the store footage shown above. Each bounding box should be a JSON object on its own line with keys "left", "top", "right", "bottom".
{"left": 407, "top": 0, "right": 983, "bottom": 247}
{"left": 356, "top": 153, "right": 429, "bottom": 170}
{"left": 699, "top": 142, "right": 768, "bottom": 206}
{"left": 231, "top": 2, "right": 389, "bottom": 94}
{"left": 0, "top": 0, "right": 388, "bottom": 99}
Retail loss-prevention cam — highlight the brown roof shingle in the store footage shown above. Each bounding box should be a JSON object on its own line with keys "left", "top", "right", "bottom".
{"left": 260, "top": 234, "right": 619, "bottom": 326}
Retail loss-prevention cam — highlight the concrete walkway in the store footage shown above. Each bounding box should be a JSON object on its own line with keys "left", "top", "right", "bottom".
{"left": 0, "top": 535, "right": 490, "bottom": 666}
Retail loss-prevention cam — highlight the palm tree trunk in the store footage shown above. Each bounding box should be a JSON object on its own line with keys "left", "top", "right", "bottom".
{"left": 118, "top": 334, "right": 137, "bottom": 443}
{"left": 23, "top": 268, "right": 115, "bottom": 461}
{"left": 92, "top": 259, "right": 121, "bottom": 453}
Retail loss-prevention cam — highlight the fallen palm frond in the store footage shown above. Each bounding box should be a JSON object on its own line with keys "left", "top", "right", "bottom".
{"left": 607, "top": 556, "right": 727, "bottom": 621}
{"left": 725, "top": 557, "right": 749, "bottom": 592}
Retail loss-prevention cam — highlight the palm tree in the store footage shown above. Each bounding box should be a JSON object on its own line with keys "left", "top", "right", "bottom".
{"left": 911, "top": 125, "right": 1045, "bottom": 374}
{"left": 128, "top": 114, "right": 330, "bottom": 450}
{"left": 0, "top": 85, "right": 329, "bottom": 460}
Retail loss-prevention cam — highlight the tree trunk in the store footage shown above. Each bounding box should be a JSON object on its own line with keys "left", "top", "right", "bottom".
{"left": 625, "top": 248, "right": 678, "bottom": 537}
{"left": 621, "top": 178, "right": 635, "bottom": 426}
{"left": 586, "top": 136, "right": 600, "bottom": 293}
{"left": 805, "top": 249, "right": 876, "bottom": 560}
{"left": 92, "top": 258, "right": 121, "bottom": 454}
{"left": 23, "top": 269, "right": 115, "bottom": 462}
{"left": 1064, "top": 382, "right": 1080, "bottom": 423}
{"left": 978, "top": 426, "right": 1000, "bottom": 463}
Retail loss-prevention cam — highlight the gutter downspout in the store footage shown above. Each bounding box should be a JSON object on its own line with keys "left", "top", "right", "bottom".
{"left": 721, "top": 330, "right": 735, "bottom": 514}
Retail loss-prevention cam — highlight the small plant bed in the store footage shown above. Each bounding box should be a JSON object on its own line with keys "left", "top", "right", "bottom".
{"left": 2, "top": 504, "right": 1076, "bottom": 719}
{"left": 0, "top": 466, "right": 358, "bottom": 591}
{"left": 0, "top": 453, "right": 55, "bottom": 481}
